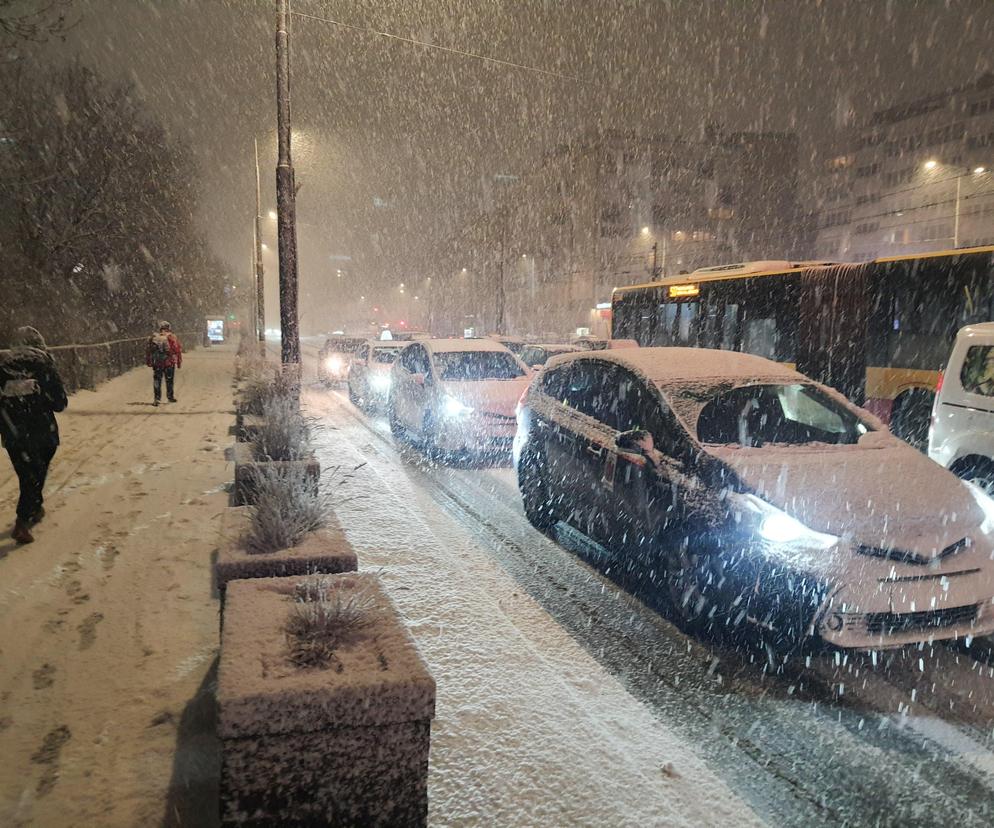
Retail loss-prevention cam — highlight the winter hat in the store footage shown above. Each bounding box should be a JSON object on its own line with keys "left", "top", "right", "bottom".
{"left": 158, "top": 320, "right": 171, "bottom": 331}
{"left": 11, "top": 326, "right": 47, "bottom": 350}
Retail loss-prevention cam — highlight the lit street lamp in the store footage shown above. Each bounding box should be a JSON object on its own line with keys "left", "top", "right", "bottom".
{"left": 922, "top": 159, "right": 991, "bottom": 248}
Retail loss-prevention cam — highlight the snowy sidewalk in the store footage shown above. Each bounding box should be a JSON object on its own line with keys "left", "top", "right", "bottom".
{"left": 0, "top": 346, "right": 235, "bottom": 827}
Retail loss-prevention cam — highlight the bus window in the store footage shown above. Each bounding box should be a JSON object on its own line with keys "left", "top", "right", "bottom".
{"left": 743, "top": 318, "right": 778, "bottom": 359}
{"left": 721, "top": 304, "right": 740, "bottom": 350}
{"left": 678, "top": 302, "right": 699, "bottom": 343}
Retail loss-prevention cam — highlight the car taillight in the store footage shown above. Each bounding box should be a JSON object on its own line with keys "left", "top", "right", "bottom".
{"left": 935, "top": 370, "right": 944, "bottom": 394}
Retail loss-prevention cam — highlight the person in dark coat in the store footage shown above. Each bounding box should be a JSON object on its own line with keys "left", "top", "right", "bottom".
{"left": 145, "top": 320, "right": 183, "bottom": 406}
{"left": 0, "top": 326, "right": 68, "bottom": 544}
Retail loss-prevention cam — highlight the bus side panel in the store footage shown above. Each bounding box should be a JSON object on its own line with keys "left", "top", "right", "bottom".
{"left": 795, "top": 264, "right": 872, "bottom": 405}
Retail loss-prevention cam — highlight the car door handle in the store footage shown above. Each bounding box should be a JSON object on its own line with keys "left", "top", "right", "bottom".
{"left": 586, "top": 445, "right": 603, "bottom": 458}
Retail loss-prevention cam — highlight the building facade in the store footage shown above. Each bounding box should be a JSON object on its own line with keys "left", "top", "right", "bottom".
{"left": 431, "top": 128, "right": 803, "bottom": 338}
{"left": 813, "top": 74, "right": 994, "bottom": 261}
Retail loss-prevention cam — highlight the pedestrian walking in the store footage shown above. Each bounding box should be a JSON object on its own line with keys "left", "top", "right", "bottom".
{"left": 0, "top": 326, "right": 68, "bottom": 545}
{"left": 145, "top": 321, "right": 183, "bottom": 406}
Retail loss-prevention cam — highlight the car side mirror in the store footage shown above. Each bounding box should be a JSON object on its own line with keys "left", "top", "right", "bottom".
{"left": 616, "top": 428, "right": 652, "bottom": 454}
{"left": 412, "top": 372, "right": 426, "bottom": 386}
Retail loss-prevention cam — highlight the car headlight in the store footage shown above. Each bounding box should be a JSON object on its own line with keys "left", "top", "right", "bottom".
{"left": 443, "top": 395, "right": 473, "bottom": 417}
{"left": 734, "top": 493, "right": 837, "bottom": 550}
{"left": 325, "top": 355, "right": 344, "bottom": 373}
{"left": 370, "top": 374, "right": 391, "bottom": 392}
{"left": 759, "top": 513, "right": 808, "bottom": 543}
{"left": 965, "top": 481, "right": 994, "bottom": 535}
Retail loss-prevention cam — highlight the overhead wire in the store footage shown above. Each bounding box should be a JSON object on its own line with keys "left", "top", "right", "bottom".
{"left": 290, "top": 9, "right": 584, "bottom": 84}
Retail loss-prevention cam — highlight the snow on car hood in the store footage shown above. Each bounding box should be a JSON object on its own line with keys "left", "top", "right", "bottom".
{"left": 708, "top": 442, "right": 986, "bottom": 557}
{"left": 441, "top": 378, "right": 530, "bottom": 417}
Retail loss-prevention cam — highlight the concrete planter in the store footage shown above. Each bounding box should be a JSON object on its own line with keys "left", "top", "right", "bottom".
{"left": 235, "top": 413, "right": 267, "bottom": 443}
{"left": 216, "top": 507, "right": 358, "bottom": 595}
{"left": 218, "top": 574, "right": 435, "bottom": 827}
{"left": 232, "top": 442, "right": 320, "bottom": 506}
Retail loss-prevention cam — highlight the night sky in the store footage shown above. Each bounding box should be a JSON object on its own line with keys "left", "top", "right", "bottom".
{"left": 24, "top": 0, "right": 994, "bottom": 330}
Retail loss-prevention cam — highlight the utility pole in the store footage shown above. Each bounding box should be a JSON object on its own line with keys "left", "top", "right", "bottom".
{"left": 495, "top": 223, "right": 506, "bottom": 335}
{"left": 275, "top": 0, "right": 300, "bottom": 367}
{"left": 953, "top": 173, "right": 962, "bottom": 249}
{"left": 254, "top": 138, "right": 265, "bottom": 346}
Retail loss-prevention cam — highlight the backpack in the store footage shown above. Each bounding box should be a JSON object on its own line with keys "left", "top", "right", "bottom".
{"left": 150, "top": 333, "right": 172, "bottom": 367}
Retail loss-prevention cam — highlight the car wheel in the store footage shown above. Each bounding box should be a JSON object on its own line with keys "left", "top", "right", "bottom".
{"left": 518, "top": 443, "right": 556, "bottom": 533}
{"left": 421, "top": 411, "right": 442, "bottom": 460}
{"left": 388, "top": 398, "right": 405, "bottom": 440}
{"left": 662, "top": 536, "right": 726, "bottom": 633}
{"left": 952, "top": 456, "right": 994, "bottom": 495}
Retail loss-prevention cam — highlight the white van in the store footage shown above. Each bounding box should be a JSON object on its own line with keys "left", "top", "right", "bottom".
{"left": 928, "top": 322, "right": 994, "bottom": 492}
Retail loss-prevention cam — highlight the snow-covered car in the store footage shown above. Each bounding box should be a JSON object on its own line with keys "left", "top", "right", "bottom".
{"left": 317, "top": 335, "right": 366, "bottom": 385}
{"left": 347, "top": 340, "right": 403, "bottom": 409}
{"left": 514, "top": 347, "right": 994, "bottom": 651}
{"left": 929, "top": 322, "right": 994, "bottom": 493}
{"left": 388, "top": 339, "right": 531, "bottom": 455}
{"left": 487, "top": 334, "right": 527, "bottom": 355}
{"left": 519, "top": 343, "right": 580, "bottom": 368}
{"left": 571, "top": 336, "right": 640, "bottom": 351}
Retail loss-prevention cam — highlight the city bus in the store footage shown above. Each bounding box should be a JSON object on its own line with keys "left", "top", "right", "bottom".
{"left": 611, "top": 246, "right": 994, "bottom": 448}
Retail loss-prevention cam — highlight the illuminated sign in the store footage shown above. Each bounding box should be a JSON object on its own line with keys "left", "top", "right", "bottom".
{"left": 206, "top": 319, "right": 224, "bottom": 342}
{"left": 668, "top": 284, "right": 700, "bottom": 298}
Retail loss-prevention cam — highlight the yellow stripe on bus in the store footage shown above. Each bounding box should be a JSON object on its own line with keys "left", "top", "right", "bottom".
{"left": 865, "top": 366, "right": 940, "bottom": 399}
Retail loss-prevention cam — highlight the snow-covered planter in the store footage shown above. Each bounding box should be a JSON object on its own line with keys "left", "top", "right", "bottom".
{"left": 232, "top": 442, "right": 319, "bottom": 506}
{"left": 235, "top": 413, "right": 266, "bottom": 443}
{"left": 218, "top": 574, "right": 435, "bottom": 827}
{"left": 215, "top": 507, "right": 357, "bottom": 595}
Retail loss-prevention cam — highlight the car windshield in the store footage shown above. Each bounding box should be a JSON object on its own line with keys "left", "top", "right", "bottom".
{"left": 372, "top": 348, "right": 400, "bottom": 364}
{"left": 434, "top": 351, "right": 526, "bottom": 381}
{"left": 693, "top": 383, "right": 870, "bottom": 447}
{"left": 326, "top": 338, "right": 364, "bottom": 353}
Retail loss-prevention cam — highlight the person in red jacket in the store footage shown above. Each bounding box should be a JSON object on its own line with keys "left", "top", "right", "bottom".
{"left": 145, "top": 321, "right": 183, "bottom": 406}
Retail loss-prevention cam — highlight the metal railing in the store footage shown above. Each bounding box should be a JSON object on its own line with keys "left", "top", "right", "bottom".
{"left": 48, "top": 332, "right": 199, "bottom": 393}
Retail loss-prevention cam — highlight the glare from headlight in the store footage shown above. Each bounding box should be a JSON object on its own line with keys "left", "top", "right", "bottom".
{"left": 759, "top": 513, "right": 807, "bottom": 543}
{"left": 370, "top": 374, "right": 391, "bottom": 392}
{"left": 325, "top": 355, "right": 344, "bottom": 373}
{"left": 443, "top": 395, "right": 473, "bottom": 417}
{"left": 965, "top": 481, "right": 994, "bottom": 534}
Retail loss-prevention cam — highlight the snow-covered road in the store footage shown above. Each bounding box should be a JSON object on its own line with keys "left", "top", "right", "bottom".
{"left": 298, "top": 342, "right": 994, "bottom": 827}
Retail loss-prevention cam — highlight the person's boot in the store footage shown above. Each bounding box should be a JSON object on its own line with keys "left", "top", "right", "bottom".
{"left": 168, "top": 397, "right": 178, "bottom": 403}
{"left": 28, "top": 507, "right": 45, "bottom": 526}
{"left": 11, "top": 520, "right": 34, "bottom": 544}
{"left": 153, "top": 399, "right": 160, "bottom": 407}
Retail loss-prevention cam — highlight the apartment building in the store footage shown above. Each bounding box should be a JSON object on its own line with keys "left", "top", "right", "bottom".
{"left": 813, "top": 74, "right": 994, "bottom": 261}
{"left": 433, "top": 128, "right": 802, "bottom": 337}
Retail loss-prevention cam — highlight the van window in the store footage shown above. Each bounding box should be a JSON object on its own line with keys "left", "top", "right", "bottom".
{"left": 960, "top": 346, "right": 994, "bottom": 397}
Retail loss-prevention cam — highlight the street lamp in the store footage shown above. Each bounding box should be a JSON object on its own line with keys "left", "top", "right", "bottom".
{"left": 921, "top": 160, "right": 991, "bottom": 247}
{"left": 641, "top": 226, "right": 650, "bottom": 235}
{"left": 261, "top": 242, "right": 269, "bottom": 250}
{"left": 268, "top": 210, "right": 277, "bottom": 220}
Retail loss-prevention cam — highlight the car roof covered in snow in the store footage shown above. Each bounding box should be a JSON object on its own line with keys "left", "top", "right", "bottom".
{"left": 422, "top": 338, "right": 514, "bottom": 355}
{"left": 545, "top": 346, "right": 806, "bottom": 387}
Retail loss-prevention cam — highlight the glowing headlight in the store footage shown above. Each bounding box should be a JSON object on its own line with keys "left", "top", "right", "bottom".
{"left": 733, "top": 492, "right": 837, "bottom": 549}
{"left": 759, "top": 513, "right": 808, "bottom": 543}
{"left": 965, "top": 481, "right": 994, "bottom": 535}
{"left": 443, "top": 395, "right": 473, "bottom": 417}
{"left": 325, "top": 355, "right": 344, "bottom": 373}
{"left": 370, "top": 373, "right": 391, "bottom": 392}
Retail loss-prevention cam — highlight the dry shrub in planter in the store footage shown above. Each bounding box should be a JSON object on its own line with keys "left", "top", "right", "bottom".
{"left": 218, "top": 573, "right": 435, "bottom": 827}
{"left": 216, "top": 464, "right": 361, "bottom": 594}
{"left": 233, "top": 394, "right": 320, "bottom": 506}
